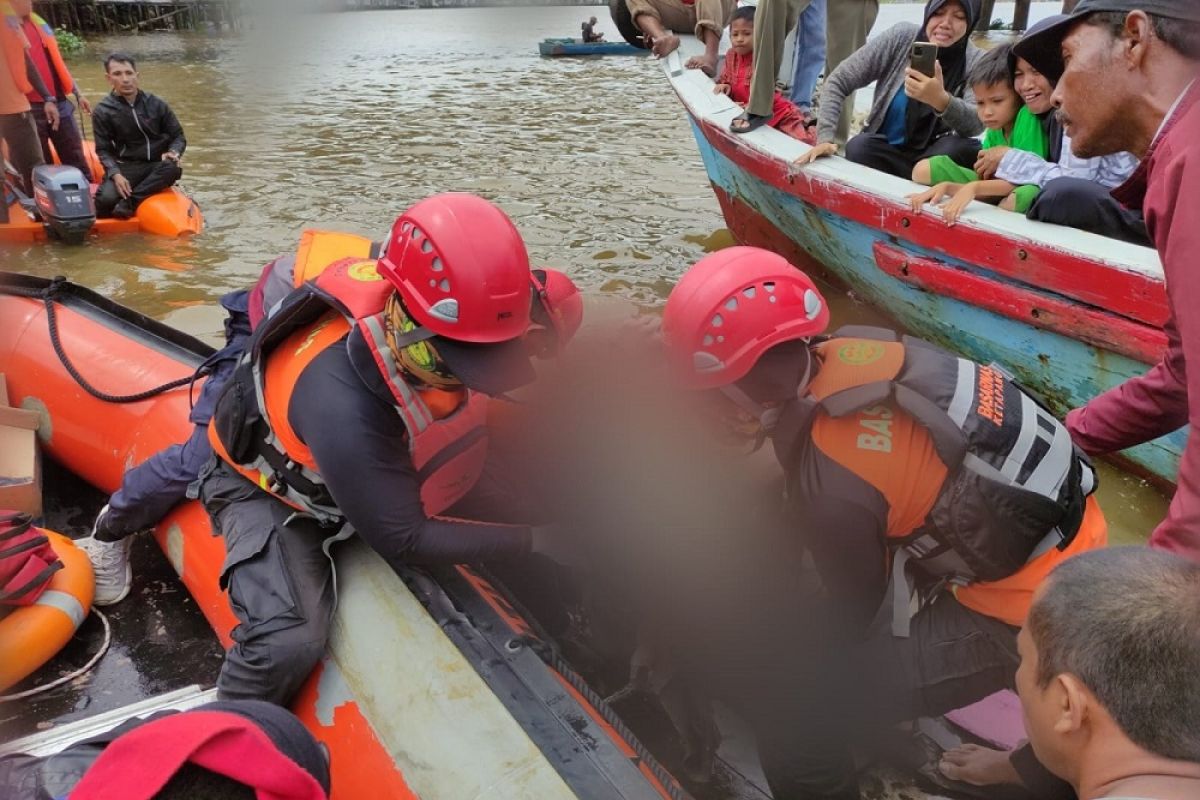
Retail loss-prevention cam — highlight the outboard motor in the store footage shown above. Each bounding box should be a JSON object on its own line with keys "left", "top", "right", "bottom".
{"left": 32, "top": 165, "right": 95, "bottom": 245}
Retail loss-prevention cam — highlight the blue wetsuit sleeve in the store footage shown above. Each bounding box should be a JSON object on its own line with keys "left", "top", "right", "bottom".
{"left": 289, "top": 346, "right": 532, "bottom": 569}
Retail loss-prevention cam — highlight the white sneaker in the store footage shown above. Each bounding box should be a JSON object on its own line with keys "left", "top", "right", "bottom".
{"left": 77, "top": 505, "right": 133, "bottom": 606}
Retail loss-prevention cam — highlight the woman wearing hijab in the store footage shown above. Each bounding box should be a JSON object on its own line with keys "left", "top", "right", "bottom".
{"left": 795, "top": 0, "right": 985, "bottom": 179}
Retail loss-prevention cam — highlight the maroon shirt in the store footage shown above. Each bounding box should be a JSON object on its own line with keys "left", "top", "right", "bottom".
{"left": 1066, "top": 83, "right": 1200, "bottom": 562}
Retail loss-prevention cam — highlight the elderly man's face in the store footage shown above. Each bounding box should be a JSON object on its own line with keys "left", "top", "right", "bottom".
{"left": 1052, "top": 19, "right": 1137, "bottom": 158}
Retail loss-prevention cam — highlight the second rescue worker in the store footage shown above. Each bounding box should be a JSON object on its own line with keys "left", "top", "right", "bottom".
{"left": 202, "top": 193, "right": 566, "bottom": 705}
{"left": 660, "top": 247, "right": 1108, "bottom": 799}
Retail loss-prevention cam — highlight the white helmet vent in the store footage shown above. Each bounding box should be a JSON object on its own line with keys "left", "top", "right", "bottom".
{"left": 429, "top": 298, "right": 459, "bottom": 323}
{"left": 804, "top": 289, "right": 822, "bottom": 320}
{"left": 693, "top": 352, "right": 724, "bottom": 374}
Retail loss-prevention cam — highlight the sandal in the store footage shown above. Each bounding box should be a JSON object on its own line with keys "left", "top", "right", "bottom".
{"left": 730, "top": 112, "right": 770, "bottom": 135}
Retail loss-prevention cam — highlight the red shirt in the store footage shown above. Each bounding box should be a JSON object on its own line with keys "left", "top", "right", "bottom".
{"left": 20, "top": 18, "right": 57, "bottom": 104}
{"left": 1066, "top": 83, "right": 1200, "bottom": 562}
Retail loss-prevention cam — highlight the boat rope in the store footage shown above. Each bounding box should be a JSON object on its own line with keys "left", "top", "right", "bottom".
{"left": 4, "top": 277, "right": 206, "bottom": 404}
{"left": 0, "top": 607, "right": 111, "bottom": 703}
{"left": 474, "top": 566, "right": 695, "bottom": 800}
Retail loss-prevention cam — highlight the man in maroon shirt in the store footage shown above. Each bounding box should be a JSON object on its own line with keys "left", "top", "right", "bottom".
{"left": 1020, "top": 0, "right": 1200, "bottom": 562}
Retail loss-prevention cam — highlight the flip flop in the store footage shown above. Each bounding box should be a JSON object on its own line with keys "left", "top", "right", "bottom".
{"left": 730, "top": 113, "right": 770, "bottom": 135}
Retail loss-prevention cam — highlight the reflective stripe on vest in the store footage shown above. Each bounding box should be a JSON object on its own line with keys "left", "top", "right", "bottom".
{"left": 796, "top": 327, "right": 1096, "bottom": 635}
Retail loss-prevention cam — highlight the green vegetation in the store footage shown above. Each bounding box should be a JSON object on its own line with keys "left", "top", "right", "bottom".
{"left": 54, "top": 27, "right": 86, "bottom": 56}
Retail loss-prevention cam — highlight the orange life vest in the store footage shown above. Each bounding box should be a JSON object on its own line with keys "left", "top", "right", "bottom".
{"left": 6, "top": 11, "right": 76, "bottom": 99}
{"left": 209, "top": 233, "right": 489, "bottom": 523}
{"left": 779, "top": 327, "right": 1102, "bottom": 632}
{"left": 1, "top": 16, "right": 33, "bottom": 99}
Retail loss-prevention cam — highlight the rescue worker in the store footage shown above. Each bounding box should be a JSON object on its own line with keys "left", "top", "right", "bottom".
{"left": 659, "top": 247, "right": 1108, "bottom": 799}
{"left": 199, "top": 193, "right": 575, "bottom": 705}
{"left": 78, "top": 204, "right": 583, "bottom": 616}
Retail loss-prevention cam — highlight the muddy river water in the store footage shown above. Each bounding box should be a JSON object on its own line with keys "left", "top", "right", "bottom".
{"left": 0, "top": 3, "right": 1167, "bottom": 540}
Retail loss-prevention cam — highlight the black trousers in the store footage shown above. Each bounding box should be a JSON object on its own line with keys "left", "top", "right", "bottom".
{"left": 0, "top": 111, "right": 45, "bottom": 219}
{"left": 1026, "top": 177, "right": 1150, "bottom": 246}
{"left": 95, "top": 159, "right": 182, "bottom": 217}
{"left": 846, "top": 132, "right": 981, "bottom": 180}
{"left": 34, "top": 100, "right": 90, "bottom": 178}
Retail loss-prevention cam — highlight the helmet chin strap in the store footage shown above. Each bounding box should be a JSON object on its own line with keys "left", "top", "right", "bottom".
{"left": 718, "top": 348, "right": 813, "bottom": 453}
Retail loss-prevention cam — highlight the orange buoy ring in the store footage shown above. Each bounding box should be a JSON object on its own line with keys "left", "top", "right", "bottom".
{"left": 0, "top": 531, "right": 95, "bottom": 693}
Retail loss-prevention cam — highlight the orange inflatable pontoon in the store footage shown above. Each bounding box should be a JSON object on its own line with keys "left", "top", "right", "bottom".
{"left": 1, "top": 143, "right": 202, "bottom": 244}
{"left": 0, "top": 272, "right": 689, "bottom": 800}
{"left": 0, "top": 531, "right": 94, "bottom": 693}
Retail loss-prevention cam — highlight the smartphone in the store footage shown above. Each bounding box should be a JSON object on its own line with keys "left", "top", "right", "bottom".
{"left": 910, "top": 43, "right": 938, "bottom": 77}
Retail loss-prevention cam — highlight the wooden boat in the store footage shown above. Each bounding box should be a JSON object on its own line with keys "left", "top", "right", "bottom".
{"left": 657, "top": 42, "right": 1184, "bottom": 485}
{"left": 539, "top": 38, "right": 645, "bottom": 57}
{"left": 1, "top": 142, "right": 203, "bottom": 244}
{"left": 0, "top": 273, "right": 689, "bottom": 800}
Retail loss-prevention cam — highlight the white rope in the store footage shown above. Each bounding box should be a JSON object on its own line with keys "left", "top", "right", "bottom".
{"left": 0, "top": 608, "right": 112, "bottom": 703}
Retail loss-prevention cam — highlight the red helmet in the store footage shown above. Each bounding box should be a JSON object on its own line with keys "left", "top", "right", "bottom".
{"left": 662, "top": 247, "right": 829, "bottom": 389}
{"left": 530, "top": 268, "right": 584, "bottom": 354}
{"left": 377, "top": 193, "right": 532, "bottom": 344}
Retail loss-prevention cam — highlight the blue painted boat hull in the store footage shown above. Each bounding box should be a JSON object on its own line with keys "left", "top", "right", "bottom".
{"left": 687, "top": 117, "right": 1186, "bottom": 485}
{"left": 538, "top": 39, "right": 644, "bottom": 57}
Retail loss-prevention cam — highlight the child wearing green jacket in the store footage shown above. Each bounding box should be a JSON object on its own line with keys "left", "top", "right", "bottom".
{"left": 908, "top": 44, "right": 1049, "bottom": 225}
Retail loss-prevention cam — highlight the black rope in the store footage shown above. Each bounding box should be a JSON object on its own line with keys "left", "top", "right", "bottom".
{"left": 475, "top": 566, "right": 694, "bottom": 800}
{"left": 5, "top": 277, "right": 205, "bottom": 404}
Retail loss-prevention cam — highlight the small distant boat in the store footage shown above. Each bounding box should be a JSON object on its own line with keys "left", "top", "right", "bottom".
{"left": 1, "top": 142, "right": 202, "bottom": 244}
{"left": 538, "top": 38, "right": 645, "bottom": 57}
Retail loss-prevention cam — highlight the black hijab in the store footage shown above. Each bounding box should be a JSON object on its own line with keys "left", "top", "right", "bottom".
{"left": 905, "top": 0, "right": 982, "bottom": 149}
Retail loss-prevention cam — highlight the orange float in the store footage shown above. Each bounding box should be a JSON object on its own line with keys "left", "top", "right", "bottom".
{"left": 0, "top": 531, "right": 95, "bottom": 692}
{"left": 0, "top": 272, "right": 687, "bottom": 800}
{"left": 0, "top": 142, "right": 203, "bottom": 244}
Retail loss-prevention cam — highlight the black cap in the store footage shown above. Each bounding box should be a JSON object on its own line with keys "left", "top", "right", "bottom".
{"left": 434, "top": 334, "right": 536, "bottom": 396}
{"left": 1016, "top": 1, "right": 1200, "bottom": 82}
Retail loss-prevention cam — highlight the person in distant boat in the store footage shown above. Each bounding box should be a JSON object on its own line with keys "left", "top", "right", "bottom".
{"left": 907, "top": 43, "right": 1049, "bottom": 224}
{"left": 78, "top": 232, "right": 583, "bottom": 609}
{"left": 0, "top": 699, "right": 330, "bottom": 800}
{"left": 714, "top": 6, "right": 816, "bottom": 143}
{"left": 622, "top": 0, "right": 735, "bottom": 75}
{"left": 582, "top": 16, "right": 605, "bottom": 43}
{"left": 795, "top": 0, "right": 985, "bottom": 180}
{"left": 6, "top": 0, "right": 91, "bottom": 178}
{"left": 966, "top": 15, "right": 1147, "bottom": 245}
{"left": 92, "top": 52, "right": 186, "bottom": 220}
{"left": 1014, "top": 549, "right": 1200, "bottom": 800}
{"left": 660, "top": 246, "right": 1108, "bottom": 799}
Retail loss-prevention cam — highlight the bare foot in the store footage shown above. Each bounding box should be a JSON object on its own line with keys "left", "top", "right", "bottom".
{"left": 649, "top": 32, "right": 680, "bottom": 58}
{"left": 685, "top": 53, "right": 717, "bottom": 77}
{"left": 939, "top": 744, "right": 1021, "bottom": 787}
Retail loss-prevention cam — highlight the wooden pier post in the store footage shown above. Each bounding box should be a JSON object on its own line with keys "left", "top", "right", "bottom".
{"left": 1013, "top": 0, "right": 1031, "bottom": 32}
{"left": 975, "top": 0, "right": 997, "bottom": 31}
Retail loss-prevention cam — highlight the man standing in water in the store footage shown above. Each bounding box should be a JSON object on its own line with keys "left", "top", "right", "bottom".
{"left": 92, "top": 53, "right": 186, "bottom": 219}
{"left": 1017, "top": 0, "right": 1200, "bottom": 561}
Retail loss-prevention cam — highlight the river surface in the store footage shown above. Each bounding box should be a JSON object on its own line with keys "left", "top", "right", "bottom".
{"left": 0, "top": 3, "right": 1167, "bottom": 539}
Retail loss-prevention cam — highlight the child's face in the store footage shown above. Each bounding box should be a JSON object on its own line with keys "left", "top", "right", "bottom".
{"left": 729, "top": 18, "right": 754, "bottom": 55}
{"left": 974, "top": 81, "right": 1022, "bottom": 131}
